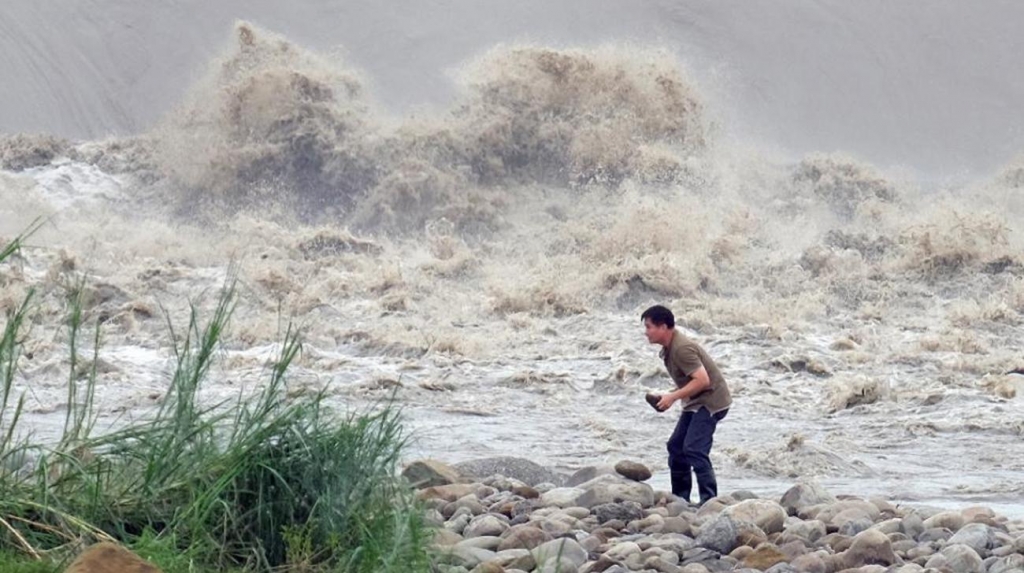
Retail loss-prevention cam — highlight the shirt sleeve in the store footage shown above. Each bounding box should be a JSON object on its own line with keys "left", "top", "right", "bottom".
{"left": 672, "top": 345, "right": 703, "bottom": 377}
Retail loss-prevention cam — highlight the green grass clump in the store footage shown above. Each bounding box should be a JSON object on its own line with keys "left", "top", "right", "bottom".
{"left": 0, "top": 227, "right": 429, "bottom": 572}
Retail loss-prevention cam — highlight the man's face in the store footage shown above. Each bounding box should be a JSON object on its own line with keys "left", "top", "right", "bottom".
{"left": 644, "top": 318, "right": 669, "bottom": 345}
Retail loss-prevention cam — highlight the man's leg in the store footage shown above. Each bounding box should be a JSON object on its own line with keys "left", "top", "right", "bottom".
{"left": 681, "top": 408, "right": 726, "bottom": 504}
{"left": 666, "top": 410, "right": 695, "bottom": 501}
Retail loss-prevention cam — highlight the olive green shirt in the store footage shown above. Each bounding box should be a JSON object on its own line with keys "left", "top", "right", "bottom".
{"left": 660, "top": 330, "right": 732, "bottom": 413}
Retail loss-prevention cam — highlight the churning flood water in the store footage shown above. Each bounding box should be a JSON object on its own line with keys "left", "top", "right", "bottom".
{"left": 2, "top": 1, "right": 1024, "bottom": 518}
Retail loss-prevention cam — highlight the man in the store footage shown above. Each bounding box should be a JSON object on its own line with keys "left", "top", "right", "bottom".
{"left": 642, "top": 305, "right": 731, "bottom": 505}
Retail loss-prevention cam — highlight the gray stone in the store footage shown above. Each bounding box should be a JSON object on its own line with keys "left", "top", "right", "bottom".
{"left": 696, "top": 514, "right": 740, "bottom": 554}
{"left": 780, "top": 482, "right": 837, "bottom": 516}
{"left": 454, "top": 457, "right": 566, "bottom": 487}
{"left": 990, "top": 554, "right": 1024, "bottom": 573}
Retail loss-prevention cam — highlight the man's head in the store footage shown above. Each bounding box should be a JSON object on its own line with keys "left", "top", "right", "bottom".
{"left": 641, "top": 305, "right": 675, "bottom": 346}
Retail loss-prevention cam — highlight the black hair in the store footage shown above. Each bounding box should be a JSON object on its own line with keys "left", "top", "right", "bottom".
{"left": 641, "top": 305, "right": 674, "bottom": 328}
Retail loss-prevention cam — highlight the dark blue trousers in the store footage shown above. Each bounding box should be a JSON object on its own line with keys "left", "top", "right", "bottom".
{"left": 667, "top": 407, "right": 728, "bottom": 504}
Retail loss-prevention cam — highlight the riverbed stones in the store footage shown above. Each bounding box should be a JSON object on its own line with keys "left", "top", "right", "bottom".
{"left": 420, "top": 470, "right": 1024, "bottom": 573}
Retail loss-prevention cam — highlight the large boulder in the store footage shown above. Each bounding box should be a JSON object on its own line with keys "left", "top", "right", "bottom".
{"left": 403, "top": 459, "right": 461, "bottom": 487}
{"left": 454, "top": 457, "right": 565, "bottom": 486}
{"left": 574, "top": 474, "right": 655, "bottom": 508}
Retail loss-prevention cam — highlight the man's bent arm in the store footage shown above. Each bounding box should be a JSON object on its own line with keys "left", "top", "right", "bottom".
{"left": 657, "top": 367, "right": 710, "bottom": 410}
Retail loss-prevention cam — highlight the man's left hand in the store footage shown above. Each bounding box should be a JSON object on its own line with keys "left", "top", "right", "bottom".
{"left": 657, "top": 394, "right": 676, "bottom": 411}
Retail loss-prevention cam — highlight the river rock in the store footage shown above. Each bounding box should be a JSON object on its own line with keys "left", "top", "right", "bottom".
{"left": 614, "top": 460, "right": 652, "bottom": 482}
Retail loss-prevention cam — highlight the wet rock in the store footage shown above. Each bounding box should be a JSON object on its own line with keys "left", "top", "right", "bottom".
{"left": 614, "top": 460, "right": 652, "bottom": 482}
{"left": 404, "top": 459, "right": 461, "bottom": 488}
{"left": 780, "top": 483, "right": 837, "bottom": 516}
{"left": 455, "top": 457, "right": 566, "bottom": 487}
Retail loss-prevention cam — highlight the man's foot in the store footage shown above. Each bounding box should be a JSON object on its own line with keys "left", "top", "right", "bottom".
{"left": 645, "top": 392, "right": 664, "bottom": 412}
